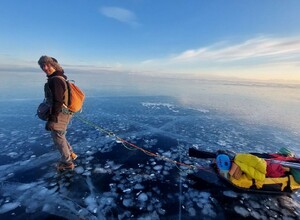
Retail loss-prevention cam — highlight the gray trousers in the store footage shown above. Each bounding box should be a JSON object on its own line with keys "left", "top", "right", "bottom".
{"left": 50, "top": 112, "right": 74, "bottom": 164}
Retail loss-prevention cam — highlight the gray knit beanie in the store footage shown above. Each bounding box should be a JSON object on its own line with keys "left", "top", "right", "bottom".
{"left": 38, "top": 55, "right": 64, "bottom": 72}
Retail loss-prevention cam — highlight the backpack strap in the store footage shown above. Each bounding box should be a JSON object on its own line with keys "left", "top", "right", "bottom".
{"left": 51, "top": 76, "right": 70, "bottom": 108}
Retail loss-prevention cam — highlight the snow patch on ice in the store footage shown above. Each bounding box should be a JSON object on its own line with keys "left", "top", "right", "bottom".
{"left": 153, "top": 165, "right": 163, "bottom": 171}
{"left": 74, "top": 166, "right": 85, "bottom": 174}
{"left": 223, "top": 190, "right": 238, "bottom": 198}
{"left": 122, "top": 198, "right": 134, "bottom": 207}
{"left": 234, "top": 206, "right": 250, "bottom": 217}
{"left": 16, "top": 183, "right": 38, "bottom": 191}
{"left": 0, "top": 202, "right": 20, "bottom": 214}
{"left": 137, "top": 193, "right": 148, "bottom": 202}
{"left": 142, "top": 102, "right": 179, "bottom": 113}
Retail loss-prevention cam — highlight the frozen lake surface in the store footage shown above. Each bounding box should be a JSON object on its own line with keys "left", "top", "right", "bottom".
{"left": 0, "top": 95, "right": 299, "bottom": 219}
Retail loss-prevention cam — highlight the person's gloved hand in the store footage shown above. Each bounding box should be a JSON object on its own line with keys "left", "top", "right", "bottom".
{"left": 45, "top": 121, "right": 55, "bottom": 131}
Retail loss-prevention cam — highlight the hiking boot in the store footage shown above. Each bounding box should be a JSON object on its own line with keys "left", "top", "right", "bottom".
{"left": 71, "top": 152, "right": 78, "bottom": 160}
{"left": 56, "top": 162, "right": 75, "bottom": 171}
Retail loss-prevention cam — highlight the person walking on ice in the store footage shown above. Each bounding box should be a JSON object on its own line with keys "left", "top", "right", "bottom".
{"left": 38, "top": 55, "right": 77, "bottom": 171}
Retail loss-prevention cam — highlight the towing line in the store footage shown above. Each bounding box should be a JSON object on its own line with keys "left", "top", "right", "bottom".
{"left": 75, "top": 115, "right": 195, "bottom": 170}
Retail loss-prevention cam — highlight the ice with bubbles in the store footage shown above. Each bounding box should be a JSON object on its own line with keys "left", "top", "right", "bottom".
{"left": 0, "top": 95, "right": 299, "bottom": 219}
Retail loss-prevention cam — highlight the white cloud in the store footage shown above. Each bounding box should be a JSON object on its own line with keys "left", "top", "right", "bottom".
{"left": 172, "top": 36, "right": 300, "bottom": 63}
{"left": 135, "top": 36, "right": 300, "bottom": 81}
{"left": 100, "top": 6, "right": 139, "bottom": 27}
{"left": 141, "top": 59, "right": 155, "bottom": 64}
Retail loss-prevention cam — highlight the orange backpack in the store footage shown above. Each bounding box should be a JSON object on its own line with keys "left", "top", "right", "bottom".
{"left": 55, "top": 76, "right": 85, "bottom": 113}
{"left": 65, "top": 80, "right": 85, "bottom": 112}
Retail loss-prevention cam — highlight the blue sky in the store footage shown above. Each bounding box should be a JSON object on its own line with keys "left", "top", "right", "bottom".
{"left": 1, "top": 0, "right": 300, "bottom": 82}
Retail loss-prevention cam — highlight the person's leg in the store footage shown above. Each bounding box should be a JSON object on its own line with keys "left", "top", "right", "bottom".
{"left": 51, "top": 130, "right": 73, "bottom": 164}
{"left": 51, "top": 113, "right": 75, "bottom": 169}
{"left": 68, "top": 139, "right": 78, "bottom": 160}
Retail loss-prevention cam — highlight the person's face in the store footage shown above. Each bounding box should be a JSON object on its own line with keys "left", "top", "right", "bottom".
{"left": 41, "top": 63, "right": 56, "bottom": 76}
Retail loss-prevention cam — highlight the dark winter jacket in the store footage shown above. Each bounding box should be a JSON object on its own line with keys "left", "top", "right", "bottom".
{"left": 44, "top": 71, "right": 68, "bottom": 122}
